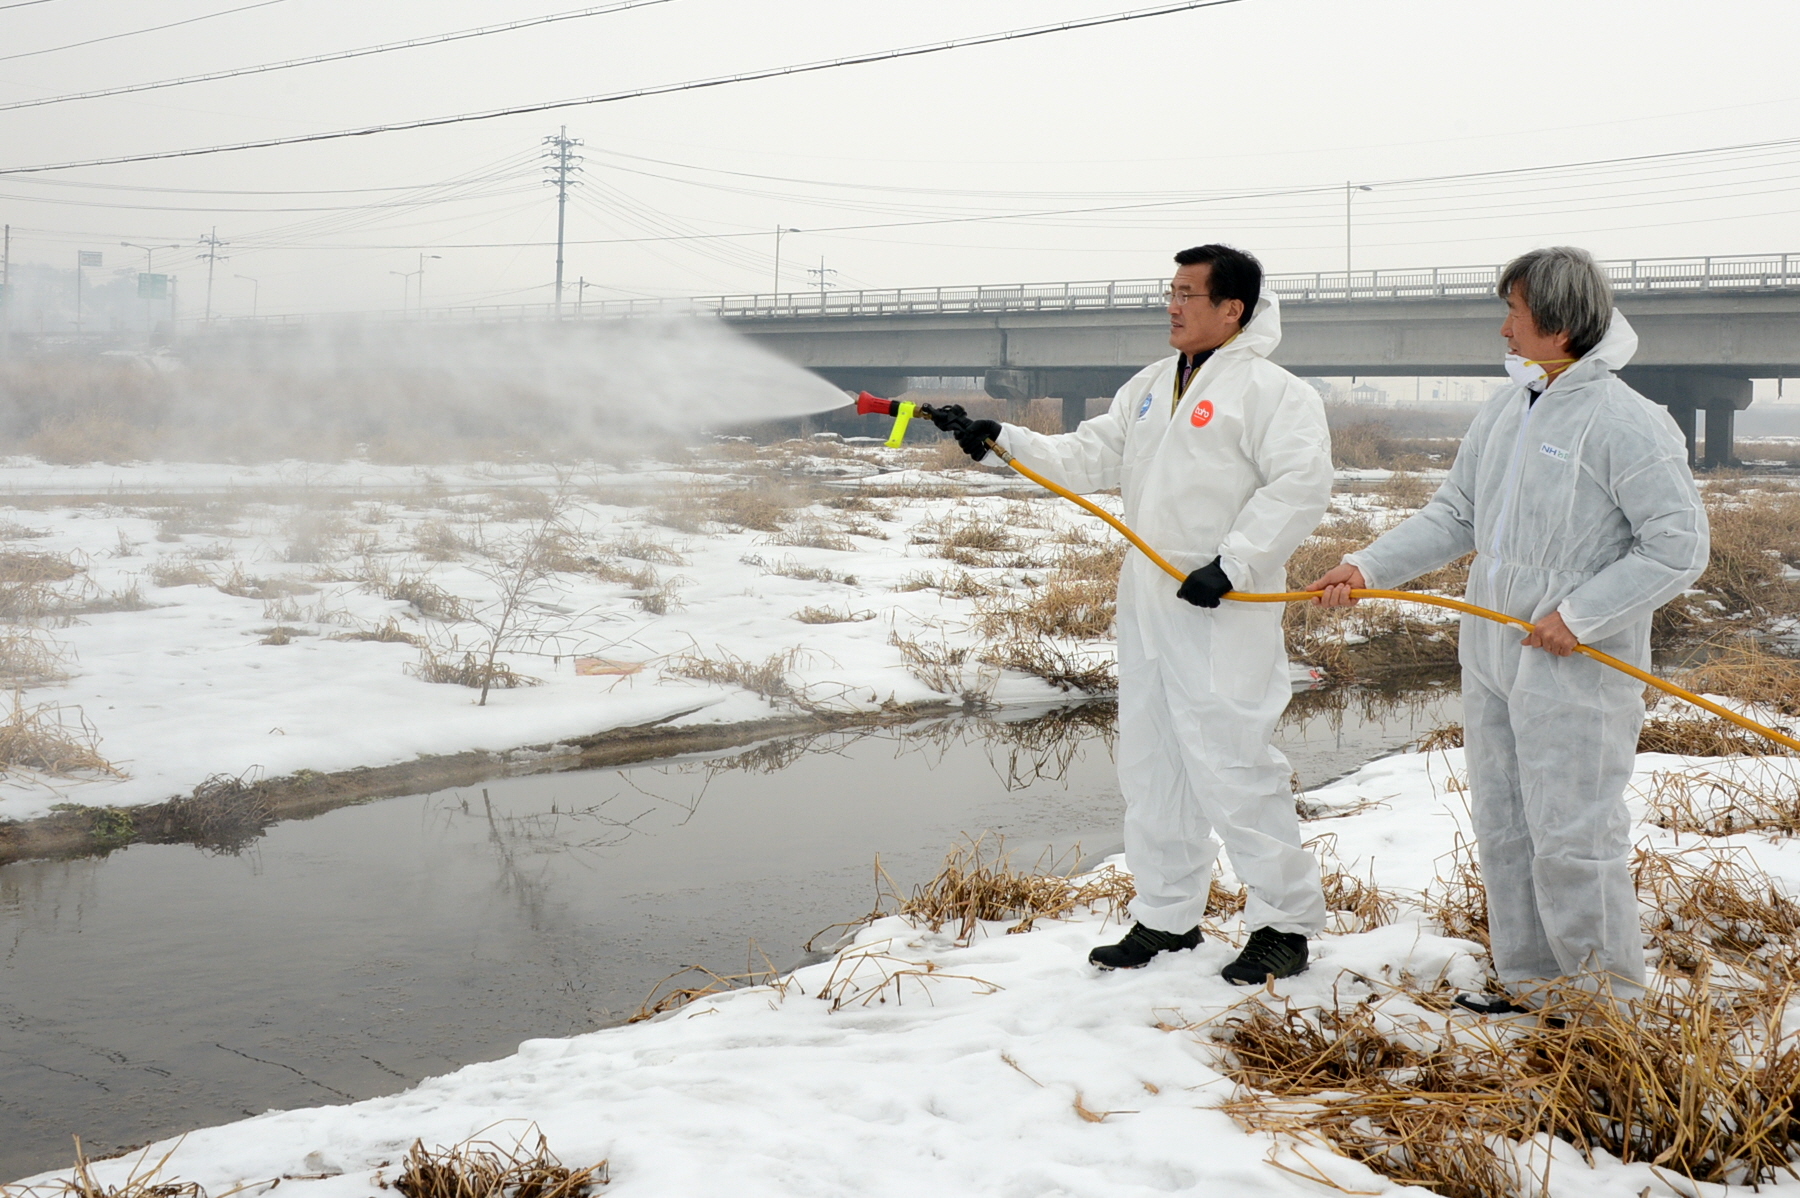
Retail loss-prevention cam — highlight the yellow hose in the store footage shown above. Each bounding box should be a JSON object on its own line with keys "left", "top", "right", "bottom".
{"left": 984, "top": 441, "right": 1800, "bottom": 755}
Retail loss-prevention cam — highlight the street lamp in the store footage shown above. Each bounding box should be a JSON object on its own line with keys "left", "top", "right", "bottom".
{"left": 416, "top": 253, "right": 442, "bottom": 313}
{"left": 1345, "top": 183, "right": 1373, "bottom": 293}
{"left": 235, "top": 274, "right": 259, "bottom": 319}
{"left": 390, "top": 269, "right": 416, "bottom": 314}
{"left": 773, "top": 226, "right": 800, "bottom": 305}
{"left": 123, "top": 241, "right": 179, "bottom": 338}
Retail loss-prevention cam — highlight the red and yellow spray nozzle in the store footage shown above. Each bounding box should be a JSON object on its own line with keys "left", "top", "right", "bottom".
{"left": 856, "top": 391, "right": 924, "bottom": 448}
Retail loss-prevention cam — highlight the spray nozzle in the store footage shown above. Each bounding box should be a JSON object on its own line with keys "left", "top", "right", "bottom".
{"left": 855, "top": 391, "right": 899, "bottom": 417}
{"left": 854, "top": 391, "right": 921, "bottom": 448}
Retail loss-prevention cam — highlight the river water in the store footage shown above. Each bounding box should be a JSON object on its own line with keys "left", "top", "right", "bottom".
{"left": 0, "top": 682, "right": 1456, "bottom": 1180}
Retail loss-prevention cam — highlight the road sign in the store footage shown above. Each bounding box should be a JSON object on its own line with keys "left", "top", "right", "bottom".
{"left": 137, "top": 273, "right": 168, "bottom": 299}
{"left": 78, "top": 251, "right": 102, "bottom": 267}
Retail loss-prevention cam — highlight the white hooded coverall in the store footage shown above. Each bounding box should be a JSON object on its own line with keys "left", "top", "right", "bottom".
{"left": 1345, "top": 312, "right": 1708, "bottom": 991}
{"left": 995, "top": 294, "right": 1334, "bottom": 936}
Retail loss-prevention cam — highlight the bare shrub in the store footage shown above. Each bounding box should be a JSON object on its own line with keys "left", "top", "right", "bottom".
{"left": 150, "top": 772, "right": 273, "bottom": 854}
{"left": 0, "top": 693, "right": 123, "bottom": 777}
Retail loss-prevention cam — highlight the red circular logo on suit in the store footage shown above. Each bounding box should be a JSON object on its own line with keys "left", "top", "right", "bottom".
{"left": 1190, "top": 399, "right": 1214, "bottom": 428}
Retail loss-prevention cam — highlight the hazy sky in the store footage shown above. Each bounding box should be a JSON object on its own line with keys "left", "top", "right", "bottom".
{"left": 2, "top": 0, "right": 1795, "bottom": 316}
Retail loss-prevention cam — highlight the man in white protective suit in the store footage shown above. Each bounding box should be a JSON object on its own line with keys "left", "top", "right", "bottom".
{"left": 1310, "top": 246, "right": 1709, "bottom": 1010}
{"left": 932, "top": 244, "right": 1334, "bottom": 984}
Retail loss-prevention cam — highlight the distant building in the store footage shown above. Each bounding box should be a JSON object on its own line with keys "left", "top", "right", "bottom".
{"left": 1350, "top": 382, "right": 1388, "bottom": 406}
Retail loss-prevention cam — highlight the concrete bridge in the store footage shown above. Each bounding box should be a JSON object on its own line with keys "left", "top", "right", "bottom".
{"left": 679, "top": 253, "right": 1800, "bottom": 468}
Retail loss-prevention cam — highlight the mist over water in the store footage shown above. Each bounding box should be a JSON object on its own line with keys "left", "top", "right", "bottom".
{"left": 1, "top": 316, "right": 849, "bottom": 464}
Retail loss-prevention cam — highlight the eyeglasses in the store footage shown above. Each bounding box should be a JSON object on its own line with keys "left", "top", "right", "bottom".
{"left": 1162, "top": 288, "right": 1215, "bottom": 306}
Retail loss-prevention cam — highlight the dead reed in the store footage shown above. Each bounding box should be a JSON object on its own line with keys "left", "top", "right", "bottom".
{"left": 663, "top": 644, "right": 810, "bottom": 703}
{"left": 0, "top": 1138, "right": 205, "bottom": 1198}
{"left": 148, "top": 773, "right": 273, "bottom": 853}
{"left": 888, "top": 631, "right": 989, "bottom": 705}
{"left": 0, "top": 627, "right": 73, "bottom": 686}
{"left": 1642, "top": 763, "right": 1800, "bottom": 836}
{"left": 792, "top": 605, "right": 875, "bottom": 624}
{"left": 1677, "top": 635, "right": 1800, "bottom": 717}
{"left": 0, "top": 693, "right": 123, "bottom": 777}
{"left": 393, "top": 1127, "right": 608, "bottom": 1198}
{"left": 408, "top": 646, "right": 538, "bottom": 691}
{"left": 880, "top": 835, "right": 1135, "bottom": 939}
{"left": 1424, "top": 716, "right": 1781, "bottom": 757}
{"left": 977, "top": 635, "right": 1116, "bottom": 693}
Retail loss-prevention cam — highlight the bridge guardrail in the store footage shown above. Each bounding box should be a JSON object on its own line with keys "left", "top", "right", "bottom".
{"left": 215, "top": 252, "right": 1800, "bottom": 327}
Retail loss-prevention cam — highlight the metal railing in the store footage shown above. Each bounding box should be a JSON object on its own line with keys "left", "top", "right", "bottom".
{"left": 212, "top": 252, "right": 1800, "bottom": 328}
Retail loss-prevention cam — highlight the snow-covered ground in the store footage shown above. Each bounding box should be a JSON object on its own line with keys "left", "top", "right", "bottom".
{"left": 12, "top": 745, "right": 1799, "bottom": 1196}
{"left": 0, "top": 445, "right": 1110, "bottom": 822}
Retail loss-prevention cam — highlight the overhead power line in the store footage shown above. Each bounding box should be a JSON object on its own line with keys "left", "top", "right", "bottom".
{"left": 0, "top": 0, "right": 70, "bottom": 9}
{"left": 0, "top": 0, "right": 289, "bottom": 65}
{"left": 0, "top": 0, "right": 1250, "bottom": 175}
{"left": 0, "top": 0, "right": 678, "bottom": 114}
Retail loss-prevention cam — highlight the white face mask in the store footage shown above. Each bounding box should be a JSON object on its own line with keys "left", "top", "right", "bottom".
{"left": 1503, "top": 353, "right": 1549, "bottom": 390}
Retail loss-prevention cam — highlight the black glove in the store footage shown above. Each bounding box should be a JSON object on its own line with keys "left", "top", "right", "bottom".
{"left": 925, "top": 403, "right": 969, "bottom": 433}
{"left": 954, "top": 419, "right": 1002, "bottom": 462}
{"left": 1176, "top": 556, "right": 1233, "bottom": 608}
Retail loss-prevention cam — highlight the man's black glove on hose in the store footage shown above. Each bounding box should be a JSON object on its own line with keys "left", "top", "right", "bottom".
{"left": 1176, "top": 556, "right": 1234, "bottom": 608}
{"left": 924, "top": 403, "right": 1001, "bottom": 462}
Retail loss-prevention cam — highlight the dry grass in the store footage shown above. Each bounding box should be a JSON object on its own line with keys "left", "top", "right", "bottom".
{"left": 148, "top": 773, "right": 273, "bottom": 854}
{"left": 888, "top": 631, "right": 988, "bottom": 704}
{"left": 0, "top": 550, "right": 81, "bottom": 584}
{"left": 978, "top": 634, "right": 1116, "bottom": 693}
{"left": 1328, "top": 420, "right": 1447, "bottom": 471}
{"left": 393, "top": 1127, "right": 607, "bottom": 1198}
{"left": 742, "top": 553, "right": 858, "bottom": 587}
{"left": 1308, "top": 832, "right": 1398, "bottom": 933}
{"left": 633, "top": 575, "right": 687, "bottom": 615}
{"left": 408, "top": 646, "right": 538, "bottom": 691}
{"left": 877, "top": 835, "right": 1136, "bottom": 939}
{"left": 793, "top": 605, "right": 875, "bottom": 624}
{"left": 602, "top": 533, "right": 686, "bottom": 565}
{"left": 1677, "top": 636, "right": 1800, "bottom": 717}
{"left": 0, "top": 628, "right": 73, "bottom": 686}
{"left": 1377, "top": 470, "right": 1436, "bottom": 509}
{"left": 0, "top": 1137, "right": 204, "bottom": 1198}
{"left": 412, "top": 519, "right": 469, "bottom": 561}
{"left": 1637, "top": 845, "right": 1800, "bottom": 978}
{"left": 1222, "top": 963, "right": 1800, "bottom": 1194}
{"left": 764, "top": 515, "right": 854, "bottom": 552}
{"left": 0, "top": 693, "right": 123, "bottom": 777}
{"left": 1422, "top": 829, "right": 1488, "bottom": 950}
{"left": 663, "top": 644, "right": 810, "bottom": 703}
{"left": 384, "top": 573, "right": 471, "bottom": 621}
{"left": 333, "top": 617, "right": 424, "bottom": 646}
{"left": 1643, "top": 762, "right": 1800, "bottom": 836}
{"left": 975, "top": 579, "right": 1115, "bottom": 640}
{"left": 891, "top": 568, "right": 995, "bottom": 598}
{"left": 1694, "top": 489, "right": 1800, "bottom": 615}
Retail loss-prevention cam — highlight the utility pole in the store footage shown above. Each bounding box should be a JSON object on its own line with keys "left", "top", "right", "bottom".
{"left": 576, "top": 276, "right": 593, "bottom": 315}
{"left": 416, "top": 252, "right": 441, "bottom": 313}
{"left": 1, "top": 224, "right": 9, "bottom": 355}
{"left": 807, "top": 256, "right": 837, "bottom": 312}
{"left": 542, "top": 126, "right": 583, "bottom": 317}
{"left": 235, "top": 274, "right": 259, "bottom": 318}
{"left": 198, "top": 227, "right": 228, "bottom": 323}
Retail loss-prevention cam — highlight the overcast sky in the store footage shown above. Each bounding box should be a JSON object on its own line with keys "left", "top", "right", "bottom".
{"left": 2, "top": 0, "right": 1795, "bottom": 317}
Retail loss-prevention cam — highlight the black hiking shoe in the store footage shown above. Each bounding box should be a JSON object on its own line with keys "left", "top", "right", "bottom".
{"left": 1220, "top": 928, "right": 1309, "bottom": 986}
{"left": 1452, "top": 992, "right": 1530, "bottom": 1016}
{"left": 1088, "top": 922, "right": 1202, "bottom": 971}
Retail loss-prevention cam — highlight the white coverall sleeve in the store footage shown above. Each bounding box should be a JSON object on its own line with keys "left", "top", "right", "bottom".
{"left": 991, "top": 393, "right": 1130, "bottom": 494}
{"left": 1215, "top": 380, "right": 1334, "bottom": 587}
{"left": 1555, "top": 425, "right": 1709, "bottom": 642}
{"left": 1343, "top": 417, "right": 1483, "bottom": 589}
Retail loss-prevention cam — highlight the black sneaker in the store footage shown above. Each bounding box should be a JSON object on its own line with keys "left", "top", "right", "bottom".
{"left": 1453, "top": 992, "right": 1528, "bottom": 1015}
{"left": 1088, "top": 922, "right": 1201, "bottom": 971}
{"left": 1220, "top": 928, "right": 1309, "bottom": 986}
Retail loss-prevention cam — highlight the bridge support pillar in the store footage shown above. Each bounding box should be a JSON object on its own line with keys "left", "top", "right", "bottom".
{"left": 1618, "top": 369, "right": 1752, "bottom": 469}
{"left": 1061, "top": 395, "right": 1085, "bottom": 433}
